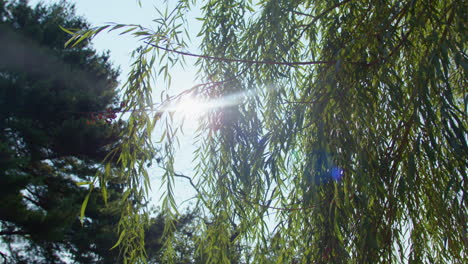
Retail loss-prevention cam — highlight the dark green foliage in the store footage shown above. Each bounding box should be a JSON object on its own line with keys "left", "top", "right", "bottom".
{"left": 0, "top": 0, "right": 123, "bottom": 263}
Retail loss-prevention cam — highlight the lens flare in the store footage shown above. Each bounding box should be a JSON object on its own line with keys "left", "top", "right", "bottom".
{"left": 331, "top": 167, "right": 344, "bottom": 181}
{"left": 175, "top": 97, "right": 208, "bottom": 117}
{"left": 164, "top": 89, "right": 256, "bottom": 118}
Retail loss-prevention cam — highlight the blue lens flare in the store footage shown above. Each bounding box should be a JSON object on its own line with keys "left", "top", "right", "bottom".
{"left": 331, "top": 167, "right": 344, "bottom": 181}
{"left": 306, "top": 150, "right": 344, "bottom": 184}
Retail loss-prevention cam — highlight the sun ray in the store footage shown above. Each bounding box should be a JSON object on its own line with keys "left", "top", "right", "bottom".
{"left": 164, "top": 89, "right": 258, "bottom": 119}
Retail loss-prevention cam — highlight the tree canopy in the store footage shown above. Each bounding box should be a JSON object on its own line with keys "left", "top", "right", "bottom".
{"left": 0, "top": 0, "right": 125, "bottom": 262}
{"left": 67, "top": 0, "right": 466, "bottom": 263}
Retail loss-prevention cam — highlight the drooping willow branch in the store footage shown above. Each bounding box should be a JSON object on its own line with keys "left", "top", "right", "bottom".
{"left": 146, "top": 42, "right": 337, "bottom": 66}
{"left": 291, "top": 0, "right": 355, "bottom": 47}
{"left": 174, "top": 172, "right": 327, "bottom": 212}
{"left": 146, "top": 36, "right": 410, "bottom": 68}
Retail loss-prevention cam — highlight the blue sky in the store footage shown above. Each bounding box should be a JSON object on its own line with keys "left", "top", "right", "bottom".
{"left": 32, "top": 0, "right": 203, "bottom": 85}
{"left": 32, "top": 0, "right": 169, "bottom": 77}
{"left": 30, "top": 0, "right": 204, "bottom": 209}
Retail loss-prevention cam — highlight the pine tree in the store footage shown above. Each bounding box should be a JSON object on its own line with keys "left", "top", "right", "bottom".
{"left": 0, "top": 1, "right": 122, "bottom": 263}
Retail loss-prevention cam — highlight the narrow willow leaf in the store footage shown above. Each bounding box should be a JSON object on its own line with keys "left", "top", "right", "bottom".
{"left": 80, "top": 192, "right": 91, "bottom": 225}
{"left": 71, "top": 30, "right": 92, "bottom": 47}
{"left": 110, "top": 230, "right": 126, "bottom": 250}
{"left": 76, "top": 181, "right": 92, "bottom": 186}
{"left": 59, "top": 25, "right": 74, "bottom": 35}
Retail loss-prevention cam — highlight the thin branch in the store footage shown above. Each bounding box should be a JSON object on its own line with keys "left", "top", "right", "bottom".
{"left": 146, "top": 43, "right": 336, "bottom": 66}
{"left": 281, "top": 96, "right": 324, "bottom": 105}
{"left": 366, "top": 28, "right": 413, "bottom": 67}
{"left": 174, "top": 172, "right": 201, "bottom": 196}
{"left": 172, "top": 172, "right": 216, "bottom": 212}
{"left": 311, "top": 0, "right": 354, "bottom": 23}
{"left": 292, "top": 11, "right": 314, "bottom": 18}
{"left": 290, "top": 0, "right": 355, "bottom": 49}
{"left": 390, "top": 112, "right": 415, "bottom": 176}
{"left": 251, "top": 200, "right": 321, "bottom": 211}
{"left": 438, "top": 4, "right": 456, "bottom": 47}
{"left": 174, "top": 172, "right": 325, "bottom": 211}
{"left": 21, "top": 194, "right": 43, "bottom": 209}
{"left": 0, "top": 250, "right": 8, "bottom": 263}
{"left": 148, "top": 26, "right": 406, "bottom": 69}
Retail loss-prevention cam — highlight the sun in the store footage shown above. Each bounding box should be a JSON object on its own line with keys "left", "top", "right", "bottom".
{"left": 166, "top": 89, "right": 253, "bottom": 121}
{"left": 173, "top": 96, "right": 208, "bottom": 118}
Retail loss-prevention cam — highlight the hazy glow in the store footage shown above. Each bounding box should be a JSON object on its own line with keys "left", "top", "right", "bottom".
{"left": 175, "top": 97, "right": 208, "bottom": 117}
{"left": 166, "top": 89, "right": 256, "bottom": 118}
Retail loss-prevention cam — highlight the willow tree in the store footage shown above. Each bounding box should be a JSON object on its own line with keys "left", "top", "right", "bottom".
{"left": 67, "top": 0, "right": 466, "bottom": 263}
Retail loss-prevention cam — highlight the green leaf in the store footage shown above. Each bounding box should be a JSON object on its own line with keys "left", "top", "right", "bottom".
{"left": 76, "top": 181, "right": 92, "bottom": 186}
{"left": 71, "top": 30, "right": 92, "bottom": 47}
{"left": 59, "top": 25, "right": 74, "bottom": 35}
{"left": 80, "top": 192, "right": 91, "bottom": 225}
{"left": 110, "top": 230, "right": 126, "bottom": 250}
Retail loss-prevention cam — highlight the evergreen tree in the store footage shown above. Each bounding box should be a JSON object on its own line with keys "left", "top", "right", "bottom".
{"left": 0, "top": 1, "right": 123, "bottom": 263}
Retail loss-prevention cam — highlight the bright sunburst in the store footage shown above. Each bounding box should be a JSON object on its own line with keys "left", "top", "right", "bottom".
{"left": 164, "top": 88, "right": 259, "bottom": 122}
{"left": 174, "top": 96, "right": 208, "bottom": 118}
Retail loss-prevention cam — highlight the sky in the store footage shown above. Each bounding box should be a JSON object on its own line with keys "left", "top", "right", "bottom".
{"left": 30, "top": 0, "right": 205, "bottom": 209}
